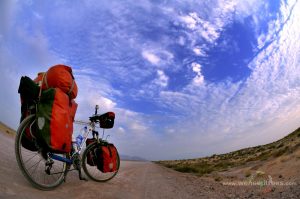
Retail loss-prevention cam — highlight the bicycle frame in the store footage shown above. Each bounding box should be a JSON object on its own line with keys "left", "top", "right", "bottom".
{"left": 50, "top": 153, "right": 73, "bottom": 164}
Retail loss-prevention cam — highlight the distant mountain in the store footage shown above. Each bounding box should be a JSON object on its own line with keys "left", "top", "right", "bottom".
{"left": 120, "top": 154, "right": 148, "bottom": 162}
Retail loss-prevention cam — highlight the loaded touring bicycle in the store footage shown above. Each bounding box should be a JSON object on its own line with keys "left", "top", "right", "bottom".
{"left": 15, "top": 65, "right": 120, "bottom": 190}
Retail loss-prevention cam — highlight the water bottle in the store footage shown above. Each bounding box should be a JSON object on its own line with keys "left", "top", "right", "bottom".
{"left": 72, "top": 136, "right": 78, "bottom": 154}
{"left": 72, "top": 134, "right": 83, "bottom": 154}
{"left": 76, "top": 134, "right": 83, "bottom": 147}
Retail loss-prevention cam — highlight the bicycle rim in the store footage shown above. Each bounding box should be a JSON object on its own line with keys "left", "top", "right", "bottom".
{"left": 15, "top": 115, "right": 67, "bottom": 190}
{"left": 82, "top": 142, "right": 120, "bottom": 182}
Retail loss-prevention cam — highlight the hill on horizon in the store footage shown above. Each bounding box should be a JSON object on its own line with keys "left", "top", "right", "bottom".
{"left": 156, "top": 127, "right": 300, "bottom": 180}
{"left": 0, "top": 121, "right": 16, "bottom": 137}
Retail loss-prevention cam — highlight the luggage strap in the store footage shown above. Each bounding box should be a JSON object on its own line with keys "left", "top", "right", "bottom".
{"left": 68, "top": 79, "right": 75, "bottom": 97}
{"left": 44, "top": 72, "right": 49, "bottom": 89}
{"left": 42, "top": 70, "right": 75, "bottom": 97}
{"left": 38, "top": 73, "right": 46, "bottom": 100}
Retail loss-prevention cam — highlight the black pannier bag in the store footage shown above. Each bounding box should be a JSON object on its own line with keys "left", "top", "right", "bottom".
{"left": 99, "top": 112, "right": 115, "bottom": 129}
{"left": 86, "top": 138, "right": 97, "bottom": 166}
{"left": 18, "top": 76, "right": 40, "bottom": 103}
{"left": 18, "top": 76, "right": 40, "bottom": 151}
{"left": 18, "top": 76, "right": 40, "bottom": 121}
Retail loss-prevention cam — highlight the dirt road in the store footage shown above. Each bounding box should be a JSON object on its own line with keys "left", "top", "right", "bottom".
{"left": 0, "top": 131, "right": 299, "bottom": 199}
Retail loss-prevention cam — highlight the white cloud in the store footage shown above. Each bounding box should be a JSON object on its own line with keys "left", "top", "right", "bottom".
{"left": 193, "top": 46, "right": 206, "bottom": 56}
{"left": 142, "top": 50, "right": 160, "bottom": 65}
{"left": 180, "top": 12, "right": 220, "bottom": 44}
{"left": 74, "top": 72, "right": 121, "bottom": 119}
{"left": 180, "top": 14, "right": 197, "bottom": 30}
{"left": 155, "top": 70, "right": 169, "bottom": 87}
{"left": 141, "top": 49, "right": 174, "bottom": 69}
{"left": 191, "top": 62, "right": 205, "bottom": 85}
{"left": 191, "top": 62, "right": 201, "bottom": 73}
{"left": 193, "top": 75, "right": 205, "bottom": 85}
{"left": 234, "top": 0, "right": 265, "bottom": 21}
{"left": 135, "top": 69, "right": 170, "bottom": 99}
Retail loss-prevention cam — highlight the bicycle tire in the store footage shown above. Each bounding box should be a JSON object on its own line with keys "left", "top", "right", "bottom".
{"left": 82, "top": 142, "right": 120, "bottom": 182}
{"left": 15, "top": 115, "right": 67, "bottom": 190}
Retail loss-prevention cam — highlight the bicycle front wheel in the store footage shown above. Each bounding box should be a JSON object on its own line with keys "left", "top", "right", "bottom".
{"left": 15, "top": 115, "right": 67, "bottom": 190}
{"left": 82, "top": 142, "right": 120, "bottom": 182}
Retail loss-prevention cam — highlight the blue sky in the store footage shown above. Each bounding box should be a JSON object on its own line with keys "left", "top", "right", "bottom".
{"left": 1, "top": 0, "right": 300, "bottom": 160}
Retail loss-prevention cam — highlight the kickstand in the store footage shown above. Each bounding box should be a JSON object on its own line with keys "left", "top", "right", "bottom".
{"left": 78, "top": 168, "right": 88, "bottom": 181}
{"left": 72, "top": 152, "right": 88, "bottom": 181}
{"left": 64, "top": 164, "right": 71, "bottom": 182}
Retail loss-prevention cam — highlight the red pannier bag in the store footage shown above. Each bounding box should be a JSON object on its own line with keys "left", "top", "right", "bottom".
{"left": 86, "top": 138, "right": 97, "bottom": 166}
{"left": 36, "top": 88, "right": 74, "bottom": 153}
{"left": 34, "top": 64, "right": 78, "bottom": 99}
{"left": 96, "top": 144, "right": 118, "bottom": 173}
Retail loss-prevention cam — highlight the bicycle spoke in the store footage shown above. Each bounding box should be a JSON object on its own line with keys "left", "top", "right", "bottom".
{"left": 43, "top": 172, "right": 46, "bottom": 185}
{"left": 50, "top": 170, "right": 57, "bottom": 182}
{"left": 23, "top": 153, "right": 39, "bottom": 165}
{"left": 31, "top": 158, "right": 42, "bottom": 183}
{"left": 27, "top": 158, "right": 43, "bottom": 172}
{"left": 51, "top": 164, "right": 61, "bottom": 176}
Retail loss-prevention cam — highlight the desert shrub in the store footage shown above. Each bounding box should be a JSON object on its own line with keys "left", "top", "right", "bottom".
{"left": 267, "top": 145, "right": 275, "bottom": 149}
{"left": 273, "top": 146, "right": 289, "bottom": 157}
{"left": 165, "top": 164, "right": 174, "bottom": 168}
{"left": 276, "top": 143, "right": 284, "bottom": 149}
{"left": 213, "top": 161, "right": 235, "bottom": 170}
{"left": 258, "top": 151, "right": 271, "bottom": 161}
{"left": 174, "top": 166, "right": 198, "bottom": 173}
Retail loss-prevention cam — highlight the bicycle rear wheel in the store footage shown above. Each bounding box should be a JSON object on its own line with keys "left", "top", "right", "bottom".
{"left": 82, "top": 142, "right": 120, "bottom": 182}
{"left": 15, "top": 115, "right": 67, "bottom": 190}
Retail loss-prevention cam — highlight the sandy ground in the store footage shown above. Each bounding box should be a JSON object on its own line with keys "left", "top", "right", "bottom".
{"left": 0, "top": 131, "right": 299, "bottom": 199}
